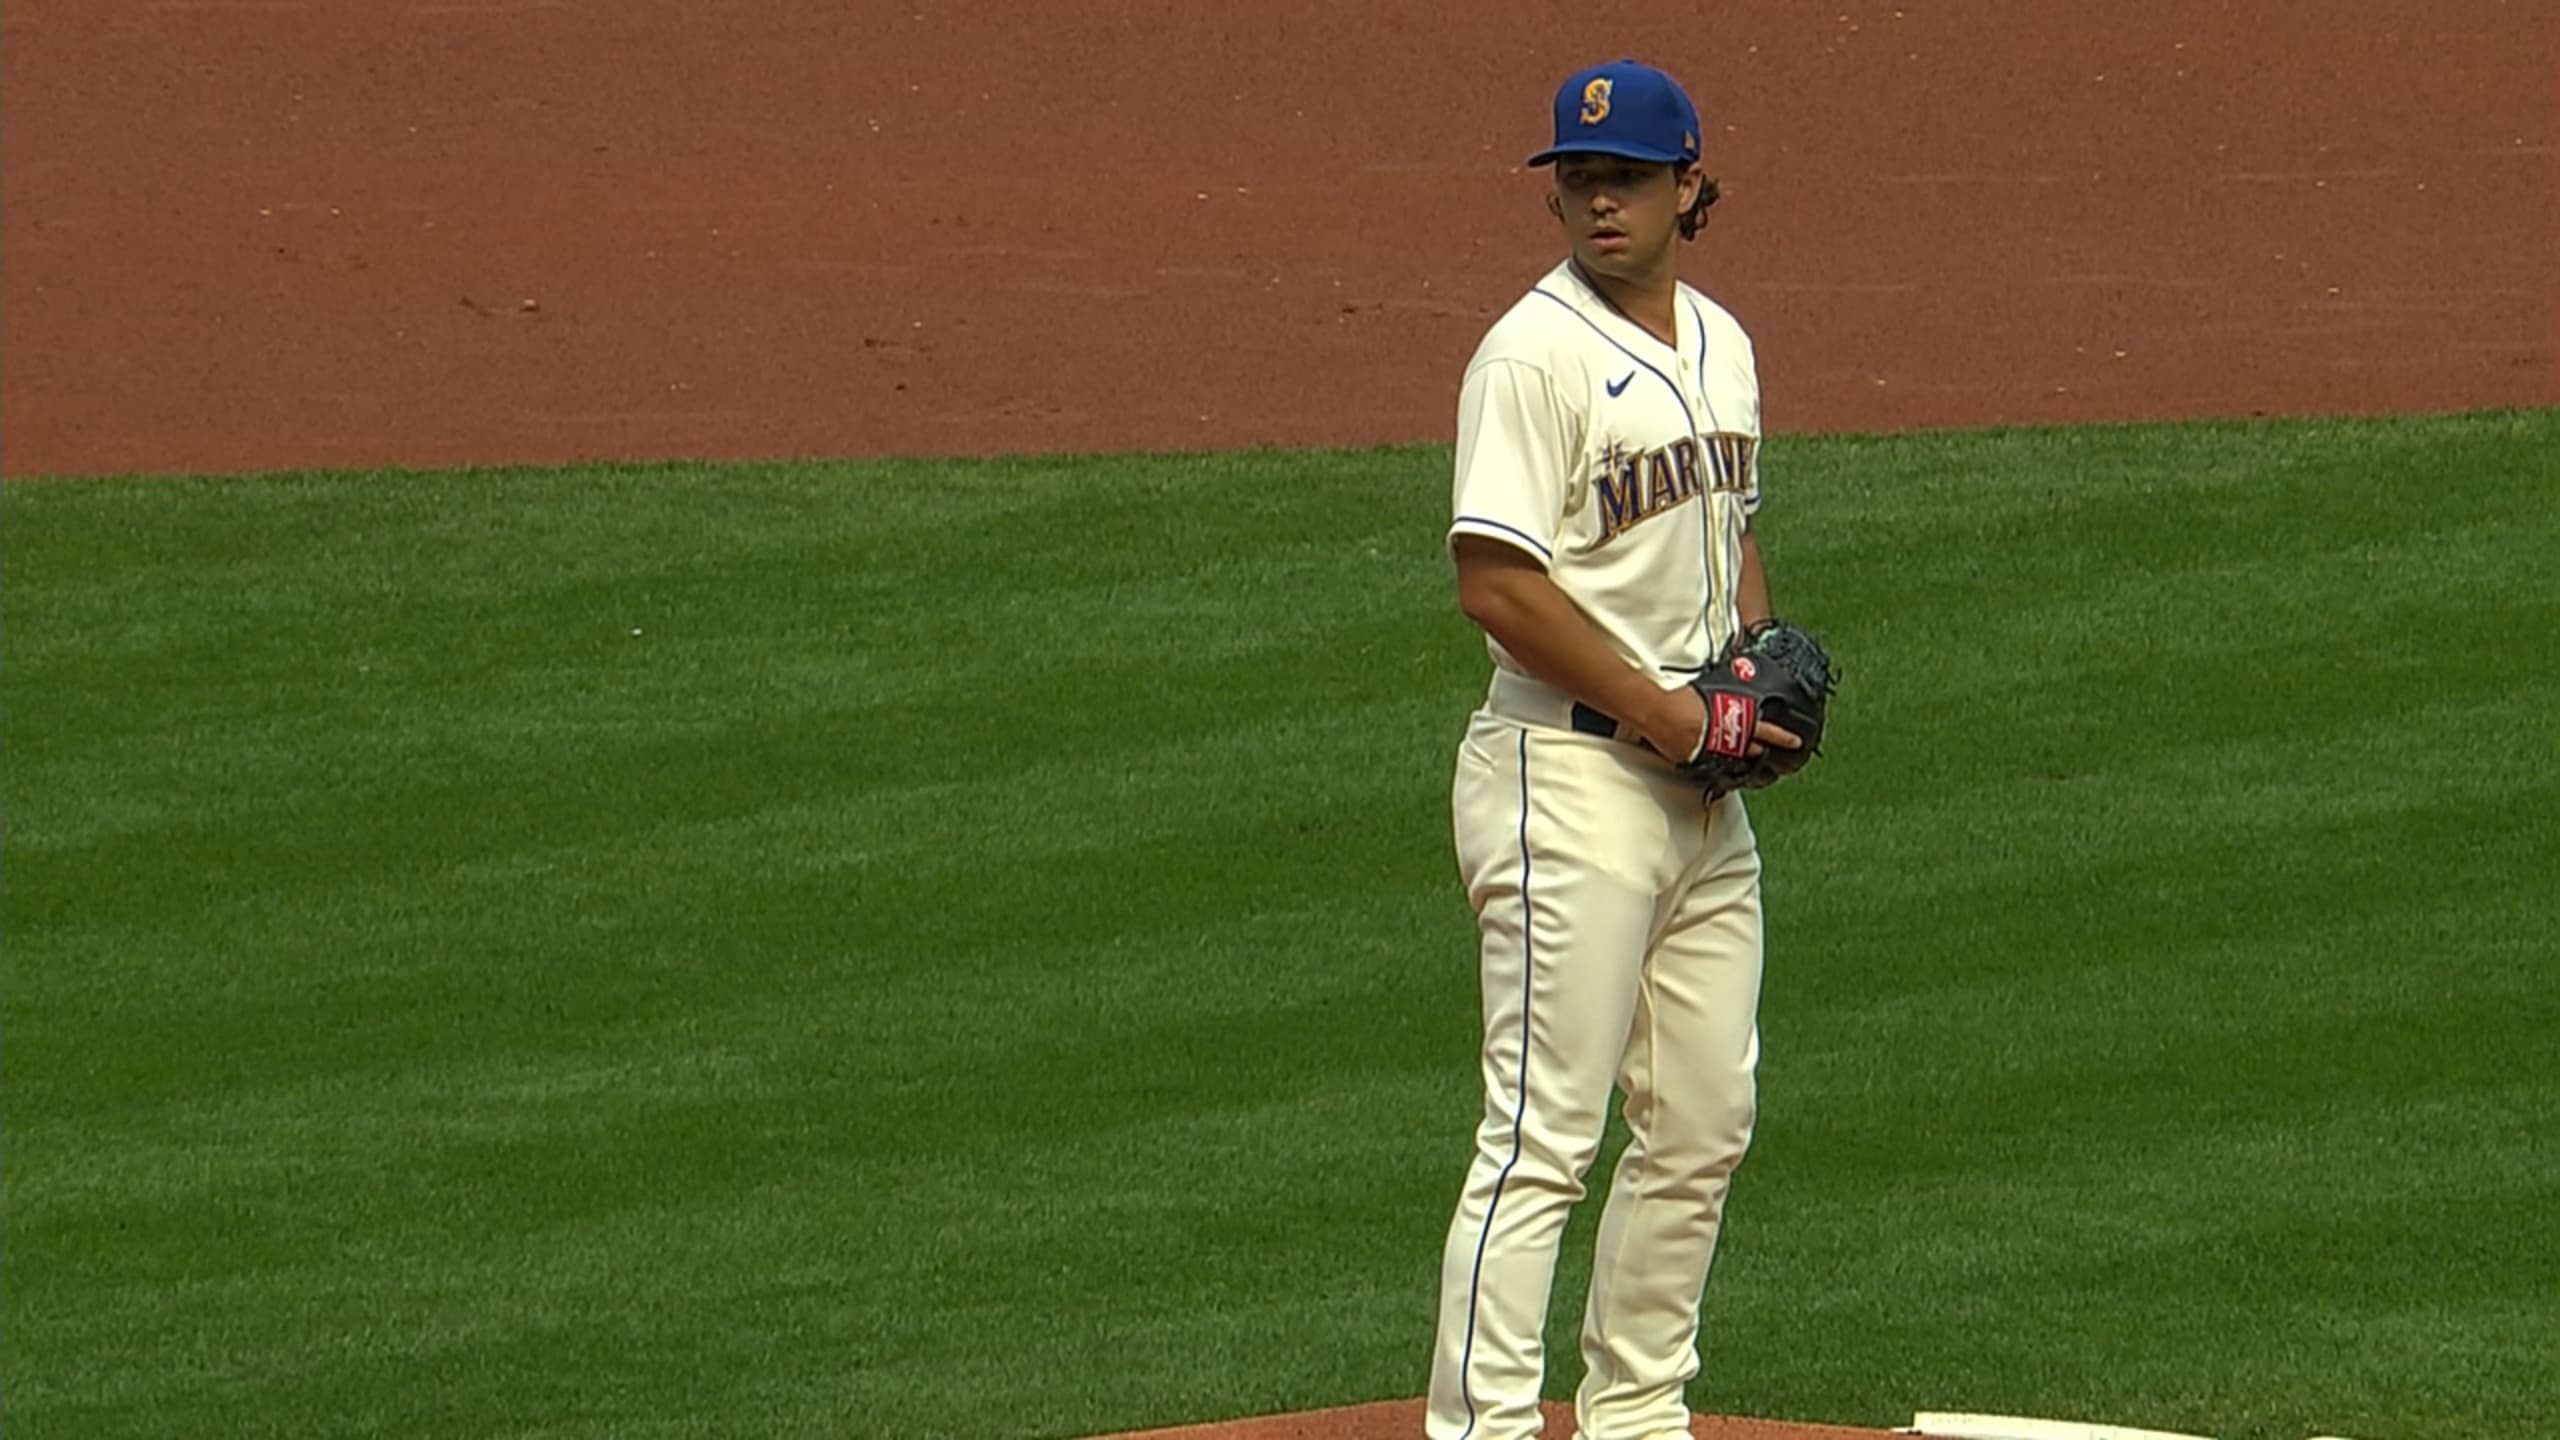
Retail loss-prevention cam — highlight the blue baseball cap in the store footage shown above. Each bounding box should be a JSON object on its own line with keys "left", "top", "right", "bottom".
{"left": 1526, "top": 59, "right": 1702, "bottom": 168}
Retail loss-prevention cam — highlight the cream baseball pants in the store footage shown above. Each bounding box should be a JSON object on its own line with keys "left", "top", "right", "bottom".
{"left": 1426, "top": 710, "right": 1766, "bottom": 1440}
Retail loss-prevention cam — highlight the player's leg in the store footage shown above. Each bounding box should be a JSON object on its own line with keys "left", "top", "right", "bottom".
{"left": 1573, "top": 792, "right": 1765, "bottom": 1440}
{"left": 1427, "top": 717, "right": 1682, "bottom": 1440}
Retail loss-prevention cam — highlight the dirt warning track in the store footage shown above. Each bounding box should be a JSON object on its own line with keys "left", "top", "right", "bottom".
{"left": 3, "top": 0, "right": 2552, "bottom": 477}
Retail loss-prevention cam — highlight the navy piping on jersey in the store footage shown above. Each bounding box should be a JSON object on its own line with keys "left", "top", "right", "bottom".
{"left": 1451, "top": 515, "right": 1555, "bottom": 564}
{"left": 1686, "top": 298, "right": 1727, "bottom": 433}
{"left": 1527, "top": 288, "right": 1700, "bottom": 438}
{"left": 1685, "top": 296, "right": 1730, "bottom": 653}
{"left": 1454, "top": 728, "right": 1538, "bottom": 1439}
{"left": 1685, "top": 298, "right": 1760, "bottom": 517}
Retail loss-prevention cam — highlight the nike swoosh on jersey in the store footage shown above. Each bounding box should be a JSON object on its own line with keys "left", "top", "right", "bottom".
{"left": 1605, "top": 372, "right": 1636, "bottom": 397}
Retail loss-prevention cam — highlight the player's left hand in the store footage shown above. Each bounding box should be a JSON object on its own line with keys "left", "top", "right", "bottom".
{"left": 1676, "top": 620, "right": 1836, "bottom": 794}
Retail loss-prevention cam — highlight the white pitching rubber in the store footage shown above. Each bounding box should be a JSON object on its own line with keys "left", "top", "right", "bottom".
{"left": 1902, "top": 1414, "right": 2218, "bottom": 1440}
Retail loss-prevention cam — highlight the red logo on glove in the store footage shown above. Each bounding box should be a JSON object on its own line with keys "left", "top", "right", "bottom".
{"left": 1731, "top": 657, "right": 1757, "bottom": 681}
{"left": 1707, "top": 692, "right": 1755, "bottom": 757}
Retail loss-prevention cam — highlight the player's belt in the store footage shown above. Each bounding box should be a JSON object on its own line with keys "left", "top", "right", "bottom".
{"left": 1567, "top": 703, "right": 1621, "bottom": 739}
{"left": 1486, "top": 669, "right": 1635, "bottom": 743}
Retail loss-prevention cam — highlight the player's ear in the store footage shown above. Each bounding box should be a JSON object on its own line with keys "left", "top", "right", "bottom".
{"left": 1545, "top": 192, "right": 1563, "bottom": 219}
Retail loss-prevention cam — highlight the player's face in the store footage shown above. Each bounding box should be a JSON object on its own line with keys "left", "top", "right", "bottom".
{"left": 1551, "top": 156, "right": 1698, "bottom": 276}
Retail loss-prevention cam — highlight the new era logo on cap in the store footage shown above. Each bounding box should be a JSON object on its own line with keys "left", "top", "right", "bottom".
{"left": 1529, "top": 59, "right": 1703, "bottom": 168}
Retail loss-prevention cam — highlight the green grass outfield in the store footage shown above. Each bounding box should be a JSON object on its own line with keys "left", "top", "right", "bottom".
{"left": 5, "top": 410, "right": 2555, "bottom": 1440}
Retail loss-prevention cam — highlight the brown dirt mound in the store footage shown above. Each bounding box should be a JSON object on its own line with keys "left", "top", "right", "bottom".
{"left": 1091, "top": 1398, "right": 1898, "bottom": 1440}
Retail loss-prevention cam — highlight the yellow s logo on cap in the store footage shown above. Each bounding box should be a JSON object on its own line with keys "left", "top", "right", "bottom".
{"left": 1579, "top": 78, "right": 1613, "bottom": 125}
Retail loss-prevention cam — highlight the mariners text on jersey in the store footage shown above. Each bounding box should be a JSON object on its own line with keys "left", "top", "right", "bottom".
{"left": 1594, "top": 434, "right": 1758, "bottom": 545}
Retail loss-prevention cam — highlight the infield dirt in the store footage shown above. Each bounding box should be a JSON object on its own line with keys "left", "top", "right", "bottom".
{"left": 4, "top": 0, "right": 2553, "bottom": 478}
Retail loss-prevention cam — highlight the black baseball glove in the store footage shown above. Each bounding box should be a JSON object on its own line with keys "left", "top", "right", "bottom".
{"left": 1677, "top": 619, "right": 1838, "bottom": 795}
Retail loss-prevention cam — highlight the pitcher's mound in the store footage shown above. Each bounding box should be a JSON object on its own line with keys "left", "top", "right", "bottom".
{"left": 1092, "top": 1398, "right": 1899, "bottom": 1439}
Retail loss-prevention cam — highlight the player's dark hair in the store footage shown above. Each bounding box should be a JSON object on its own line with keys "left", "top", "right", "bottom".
{"left": 1679, "top": 172, "right": 1722, "bottom": 241}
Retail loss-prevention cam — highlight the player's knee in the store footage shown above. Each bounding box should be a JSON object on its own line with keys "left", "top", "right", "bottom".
{"left": 1523, "top": 1135, "right": 1606, "bottom": 1195}
{"left": 1647, "top": 1096, "right": 1758, "bottom": 1183}
{"left": 1479, "top": 1115, "right": 1610, "bottom": 1196}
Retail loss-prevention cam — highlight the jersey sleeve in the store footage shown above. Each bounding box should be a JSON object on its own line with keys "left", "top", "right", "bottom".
{"left": 1448, "top": 358, "right": 1573, "bottom": 568}
{"left": 1742, "top": 437, "right": 1763, "bottom": 517}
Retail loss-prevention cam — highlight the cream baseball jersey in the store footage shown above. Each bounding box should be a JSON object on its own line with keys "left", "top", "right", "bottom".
{"left": 1449, "top": 259, "right": 1762, "bottom": 695}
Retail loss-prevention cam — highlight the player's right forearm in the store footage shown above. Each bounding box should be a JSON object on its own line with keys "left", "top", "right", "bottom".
{"left": 1457, "top": 562, "right": 1698, "bottom": 754}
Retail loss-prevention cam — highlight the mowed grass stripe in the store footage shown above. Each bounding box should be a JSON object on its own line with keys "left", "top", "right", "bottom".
{"left": 3, "top": 410, "right": 2554, "bottom": 1440}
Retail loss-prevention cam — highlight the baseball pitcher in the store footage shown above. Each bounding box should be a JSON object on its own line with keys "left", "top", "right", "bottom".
{"left": 1426, "top": 58, "right": 1836, "bottom": 1440}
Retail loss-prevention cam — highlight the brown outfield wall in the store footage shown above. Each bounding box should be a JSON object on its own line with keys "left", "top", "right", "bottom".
{"left": 2, "top": 0, "right": 2552, "bottom": 478}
